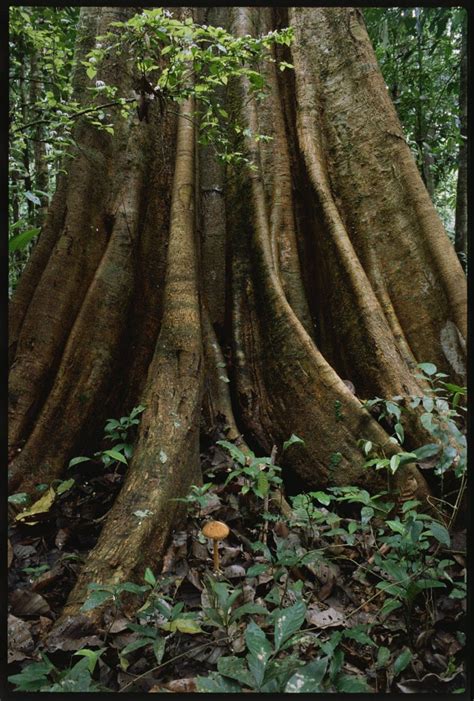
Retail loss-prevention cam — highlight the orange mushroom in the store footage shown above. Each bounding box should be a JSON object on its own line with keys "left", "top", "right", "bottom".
{"left": 201, "top": 520, "right": 230, "bottom": 571}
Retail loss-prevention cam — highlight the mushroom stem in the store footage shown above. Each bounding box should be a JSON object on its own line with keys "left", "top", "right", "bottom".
{"left": 213, "top": 539, "right": 220, "bottom": 571}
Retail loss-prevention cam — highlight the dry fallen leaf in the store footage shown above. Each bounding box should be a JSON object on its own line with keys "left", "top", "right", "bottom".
{"left": 8, "top": 614, "right": 34, "bottom": 663}
{"left": 306, "top": 605, "right": 346, "bottom": 629}
{"left": 10, "top": 589, "right": 51, "bottom": 616}
{"left": 163, "top": 678, "right": 197, "bottom": 693}
{"left": 8, "top": 539, "right": 13, "bottom": 568}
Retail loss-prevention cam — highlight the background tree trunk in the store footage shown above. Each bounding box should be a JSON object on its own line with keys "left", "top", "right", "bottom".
{"left": 8, "top": 7, "right": 466, "bottom": 621}
{"left": 455, "top": 14, "right": 467, "bottom": 271}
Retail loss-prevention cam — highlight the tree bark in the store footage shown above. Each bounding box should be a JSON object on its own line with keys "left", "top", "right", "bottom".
{"left": 8, "top": 7, "right": 466, "bottom": 622}
{"left": 455, "top": 14, "right": 467, "bottom": 271}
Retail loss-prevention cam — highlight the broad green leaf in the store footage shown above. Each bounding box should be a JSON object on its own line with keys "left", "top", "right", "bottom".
{"left": 81, "top": 590, "right": 113, "bottom": 612}
{"left": 344, "top": 627, "right": 375, "bottom": 646}
{"left": 153, "top": 637, "right": 166, "bottom": 664}
{"left": 246, "top": 563, "right": 268, "bottom": 577}
{"left": 8, "top": 492, "right": 29, "bottom": 505}
{"left": 68, "top": 456, "right": 90, "bottom": 469}
{"left": 217, "top": 656, "right": 254, "bottom": 688}
{"left": 337, "top": 674, "right": 372, "bottom": 692}
{"left": 230, "top": 602, "right": 268, "bottom": 622}
{"left": 412, "top": 443, "right": 440, "bottom": 460}
{"left": 56, "top": 478, "right": 75, "bottom": 495}
{"left": 393, "top": 647, "right": 412, "bottom": 675}
{"left": 245, "top": 620, "right": 272, "bottom": 662}
{"left": 122, "top": 638, "right": 154, "bottom": 657}
{"left": 102, "top": 449, "right": 127, "bottom": 464}
{"left": 428, "top": 521, "right": 451, "bottom": 547}
{"left": 283, "top": 434, "right": 305, "bottom": 452}
{"left": 73, "top": 648, "right": 106, "bottom": 674}
{"left": 310, "top": 491, "right": 331, "bottom": 505}
{"left": 9, "top": 227, "right": 41, "bottom": 253}
{"left": 285, "top": 657, "right": 328, "bottom": 692}
{"left": 161, "top": 617, "right": 202, "bottom": 634}
{"left": 216, "top": 440, "right": 247, "bottom": 465}
{"left": 273, "top": 601, "right": 306, "bottom": 651}
{"left": 417, "top": 362, "right": 437, "bottom": 376}
{"left": 376, "top": 646, "right": 391, "bottom": 668}
{"left": 196, "top": 673, "right": 241, "bottom": 692}
{"left": 143, "top": 567, "right": 156, "bottom": 586}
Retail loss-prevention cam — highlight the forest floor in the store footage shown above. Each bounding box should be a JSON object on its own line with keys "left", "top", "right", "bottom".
{"left": 7, "top": 428, "right": 466, "bottom": 693}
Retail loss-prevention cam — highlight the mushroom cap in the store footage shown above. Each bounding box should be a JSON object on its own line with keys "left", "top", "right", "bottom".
{"left": 202, "top": 520, "right": 230, "bottom": 540}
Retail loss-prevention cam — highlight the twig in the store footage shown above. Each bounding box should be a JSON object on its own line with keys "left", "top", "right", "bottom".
{"left": 12, "top": 98, "right": 136, "bottom": 133}
{"left": 118, "top": 636, "right": 229, "bottom": 692}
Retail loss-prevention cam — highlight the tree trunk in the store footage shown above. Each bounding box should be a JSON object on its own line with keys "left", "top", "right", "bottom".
{"left": 9, "top": 7, "right": 466, "bottom": 622}
{"left": 455, "top": 14, "right": 467, "bottom": 271}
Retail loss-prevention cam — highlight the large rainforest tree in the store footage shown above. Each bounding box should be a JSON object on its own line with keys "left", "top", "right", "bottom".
{"left": 8, "top": 6, "right": 466, "bottom": 628}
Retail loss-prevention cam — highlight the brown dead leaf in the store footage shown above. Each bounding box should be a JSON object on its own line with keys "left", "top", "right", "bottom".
{"left": 191, "top": 540, "right": 208, "bottom": 561}
{"left": 306, "top": 605, "right": 346, "bottom": 629}
{"left": 8, "top": 539, "right": 14, "bottom": 568}
{"left": 223, "top": 564, "right": 246, "bottom": 578}
{"left": 10, "top": 588, "right": 50, "bottom": 616}
{"left": 45, "top": 614, "right": 102, "bottom": 651}
{"left": 396, "top": 671, "right": 464, "bottom": 693}
{"left": 164, "top": 678, "right": 197, "bottom": 693}
{"left": 55, "top": 528, "right": 70, "bottom": 549}
{"left": 8, "top": 614, "right": 34, "bottom": 663}
{"left": 31, "top": 563, "right": 63, "bottom": 592}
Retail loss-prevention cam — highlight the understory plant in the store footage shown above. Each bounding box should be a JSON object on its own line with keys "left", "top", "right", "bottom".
{"left": 9, "top": 376, "right": 466, "bottom": 693}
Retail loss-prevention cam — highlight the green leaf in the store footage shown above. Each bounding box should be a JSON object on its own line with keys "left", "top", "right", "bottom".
{"left": 283, "top": 434, "right": 305, "bottom": 452}
{"left": 216, "top": 440, "right": 247, "bottom": 465}
{"left": 393, "top": 647, "right": 412, "bottom": 675}
{"left": 120, "top": 638, "right": 152, "bottom": 657}
{"left": 102, "top": 449, "right": 128, "bottom": 464}
{"left": 217, "top": 656, "right": 254, "bottom": 688}
{"left": 8, "top": 492, "right": 29, "bottom": 505}
{"left": 310, "top": 491, "right": 332, "bottom": 506}
{"left": 152, "top": 637, "right": 166, "bottom": 664}
{"left": 68, "top": 456, "right": 90, "bottom": 469}
{"left": 394, "top": 423, "right": 404, "bottom": 443}
{"left": 285, "top": 657, "right": 328, "bottom": 692}
{"left": 230, "top": 602, "right": 268, "bottom": 622}
{"left": 273, "top": 601, "right": 306, "bottom": 652}
{"left": 246, "top": 563, "right": 267, "bottom": 577}
{"left": 143, "top": 567, "right": 156, "bottom": 586}
{"left": 417, "top": 362, "right": 437, "bottom": 376}
{"left": 196, "top": 673, "right": 241, "bottom": 692}
{"left": 412, "top": 443, "right": 440, "bottom": 460}
{"left": 9, "top": 227, "right": 41, "bottom": 253}
{"left": 390, "top": 454, "right": 400, "bottom": 473}
{"left": 376, "top": 646, "right": 391, "bottom": 668}
{"left": 344, "top": 627, "right": 375, "bottom": 646}
{"left": 161, "top": 617, "right": 202, "bottom": 634}
{"left": 245, "top": 620, "right": 272, "bottom": 661}
{"left": 118, "top": 582, "right": 150, "bottom": 595}
{"left": 86, "top": 65, "right": 97, "bottom": 80}
{"left": 81, "top": 590, "right": 113, "bottom": 611}
{"left": 337, "top": 674, "right": 371, "bottom": 692}
{"left": 73, "top": 648, "right": 106, "bottom": 674}
{"left": 428, "top": 521, "right": 451, "bottom": 547}
{"left": 56, "top": 478, "right": 75, "bottom": 495}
